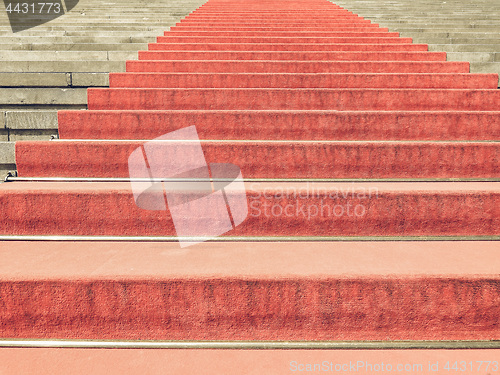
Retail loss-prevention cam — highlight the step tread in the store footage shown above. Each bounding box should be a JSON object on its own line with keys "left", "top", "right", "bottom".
{"left": 0, "top": 240, "right": 498, "bottom": 279}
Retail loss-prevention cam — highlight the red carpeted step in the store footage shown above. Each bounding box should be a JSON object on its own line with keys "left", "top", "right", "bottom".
{"left": 148, "top": 43, "right": 430, "bottom": 51}
{"left": 137, "top": 51, "right": 446, "bottom": 61}
{"left": 155, "top": 36, "right": 412, "bottom": 43}
{"left": 170, "top": 26, "right": 385, "bottom": 31}
{"left": 163, "top": 31, "right": 401, "bottom": 37}
{"left": 109, "top": 72, "right": 498, "bottom": 88}
{"left": 57, "top": 110, "right": 500, "bottom": 140}
{"left": 0, "top": 241, "right": 499, "bottom": 341}
{"left": 0, "top": 182, "right": 498, "bottom": 237}
{"left": 183, "top": 14, "right": 362, "bottom": 17}
{"left": 87, "top": 88, "right": 499, "bottom": 111}
{"left": 183, "top": 13, "right": 360, "bottom": 17}
{"left": 177, "top": 19, "right": 380, "bottom": 25}
{"left": 126, "top": 60, "right": 467, "bottom": 73}
{"left": 15, "top": 140, "right": 500, "bottom": 179}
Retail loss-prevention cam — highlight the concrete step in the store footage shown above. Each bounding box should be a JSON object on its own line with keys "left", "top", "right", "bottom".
{"left": 0, "top": 36, "right": 156, "bottom": 43}
{"left": 109, "top": 72, "right": 498, "bottom": 89}
{"left": 471, "top": 62, "right": 500, "bottom": 75}
{"left": 0, "top": 73, "right": 108, "bottom": 87}
{"left": 447, "top": 52, "right": 500, "bottom": 63}
{"left": 0, "top": 30, "right": 165, "bottom": 37}
{"left": 126, "top": 60, "right": 468, "bottom": 73}
{"left": 57, "top": 110, "right": 500, "bottom": 141}
{"left": 388, "top": 26, "right": 500, "bottom": 32}
{"left": 0, "top": 240, "right": 499, "bottom": 341}
{"left": 0, "top": 88, "right": 87, "bottom": 105}
{"left": 5, "top": 111, "right": 58, "bottom": 131}
{"left": 0, "top": 51, "right": 138, "bottom": 61}
{"left": 429, "top": 44, "right": 500, "bottom": 53}
{"left": 0, "top": 61, "right": 125, "bottom": 72}
{"left": 411, "top": 38, "right": 500, "bottom": 44}
{"left": 0, "top": 142, "right": 15, "bottom": 164}
{"left": 87, "top": 88, "right": 500, "bottom": 111}
{"left": 15, "top": 140, "right": 500, "bottom": 179}
{"left": 0, "top": 181, "right": 498, "bottom": 237}
{"left": 0, "top": 43, "right": 148, "bottom": 51}
{"left": 397, "top": 32, "right": 500, "bottom": 39}
{"left": 0, "top": 73, "right": 71, "bottom": 87}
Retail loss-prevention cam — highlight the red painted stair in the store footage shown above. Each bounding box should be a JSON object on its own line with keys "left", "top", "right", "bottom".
{"left": 1, "top": 0, "right": 499, "bottom": 344}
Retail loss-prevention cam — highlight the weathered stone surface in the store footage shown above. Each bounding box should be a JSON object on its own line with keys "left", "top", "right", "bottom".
{"left": 0, "top": 73, "right": 70, "bottom": 87}
{"left": 6, "top": 111, "right": 58, "bottom": 130}
{"left": 0, "top": 142, "right": 15, "bottom": 164}
{"left": 71, "top": 73, "right": 109, "bottom": 87}
{"left": 0, "top": 88, "right": 87, "bottom": 105}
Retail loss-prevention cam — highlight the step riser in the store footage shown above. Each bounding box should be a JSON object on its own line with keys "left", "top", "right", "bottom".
{"left": 0, "top": 185, "right": 498, "bottom": 237}
{"left": 148, "top": 43, "right": 429, "bottom": 51}
{"left": 87, "top": 89, "right": 498, "bottom": 111}
{"left": 1, "top": 277, "right": 499, "bottom": 341}
{"left": 137, "top": 51, "right": 446, "bottom": 61}
{"left": 57, "top": 111, "right": 500, "bottom": 141}
{"left": 126, "top": 61, "right": 468, "bottom": 73}
{"left": 109, "top": 73, "right": 498, "bottom": 89}
{"left": 156, "top": 36, "right": 412, "bottom": 43}
{"left": 15, "top": 141, "right": 500, "bottom": 179}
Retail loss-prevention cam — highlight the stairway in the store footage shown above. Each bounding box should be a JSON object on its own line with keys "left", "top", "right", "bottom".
{"left": 0, "top": 0, "right": 500, "bottom": 369}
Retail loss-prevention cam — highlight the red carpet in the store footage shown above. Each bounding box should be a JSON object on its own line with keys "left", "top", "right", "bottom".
{"left": 1, "top": 0, "right": 499, "bottom": 341}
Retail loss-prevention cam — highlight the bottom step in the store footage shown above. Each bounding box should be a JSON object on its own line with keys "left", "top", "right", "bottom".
{"left": 0, "top": 240, "right": 499, "bottom": 341}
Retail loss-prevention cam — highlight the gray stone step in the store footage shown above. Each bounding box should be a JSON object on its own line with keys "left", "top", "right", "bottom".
{"left": 428, "top": 44, "right": 500, "bottom": 52}
{"left": 398, "top": 32, "right": 500, "bottom": 39}
{"left": 390, "top": 27, "right": 500, "bottom": 32}
{"left": 0, "top": 51, "right": 137, "bottom": 61}
{"left": 4, "top": 110, "right": 58, "bottom": 131}
{"left": 0, "top": 72, "right": 109, "bottom": 87}
{"left": 0, "top": 43, "right": 147, "bottom": 51}
{"left": 0, "top": 142, "right": 15, "bottom": 163}
{"left": 0, "top": 72, "right": 71, "bottom": 86}
{"left": 0, "top": 31, "right": 164, "bottom": 37}
{"left": 0, "top": 88, "right": 87, "bottom": 105}
{"left": 447, "top": 52, "right": 500, "bottom": 63}
{"left": 471, "top": 62, "right": 500, "bottom": 74}
{"left": 0, "top": 61, "right": 125, "bottom": 72}
{"left": 412, "top": 38, "right": 500, "bottom": 44}
{"left": 0, "top": 36, "right": 156, "bottom": 43}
